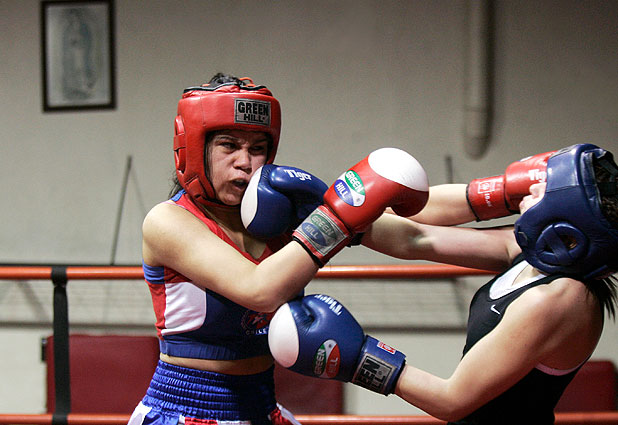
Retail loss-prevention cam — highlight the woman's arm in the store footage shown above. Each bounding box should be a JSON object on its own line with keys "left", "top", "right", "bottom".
{"left": 393, "top": 278, "right": 596, "bottom": 421}
{"left": 142, "top": 202, "right": 318, "bottom": 313}
{"left": 362, "top": 213, "right": 519, "bottom": 272}
{"left": 409, "top": 149, "right": 556, "bottom": 226}
{"left": 402, "top": 184, "right": 478, "bottom": 226}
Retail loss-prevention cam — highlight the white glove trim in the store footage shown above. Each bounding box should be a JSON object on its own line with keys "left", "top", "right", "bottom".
{"left": 368, "top": 147, "right": 429, "bottom": 192}
{"left": 268, "top": 303, "right": 299, "bottom": 368}
{"left": 240, "top": 165, "right": 264, "bottom": 229}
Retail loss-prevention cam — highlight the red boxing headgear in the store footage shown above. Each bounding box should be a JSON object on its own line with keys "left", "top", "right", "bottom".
{"left": 173, "top": 78, "right": 281, "bottom": 208}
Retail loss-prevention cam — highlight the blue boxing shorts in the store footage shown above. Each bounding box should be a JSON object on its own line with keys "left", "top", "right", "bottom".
{"left": 128, "top": 361, "right": 300, "bottom": 425}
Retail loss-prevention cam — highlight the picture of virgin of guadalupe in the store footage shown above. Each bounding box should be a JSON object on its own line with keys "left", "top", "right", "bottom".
{"left": 61, "top": 7, "right": 98, "bottom": 101}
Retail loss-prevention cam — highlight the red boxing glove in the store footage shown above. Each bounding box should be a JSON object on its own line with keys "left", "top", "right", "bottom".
{"left": 293, "top": 148, "right": 429, "bottom": 266}
{"left": 467, "top": 150, "right": 555, "bottom": 220}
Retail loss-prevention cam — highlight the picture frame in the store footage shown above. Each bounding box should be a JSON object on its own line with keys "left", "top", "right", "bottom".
{"left": 41, "top": 0, "right": 116, "bottom": 111}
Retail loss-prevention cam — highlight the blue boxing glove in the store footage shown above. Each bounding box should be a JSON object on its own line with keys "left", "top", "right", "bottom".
{"left": 268, "top": 294, "right": 406, "bottom": 395}
{"left": 241, "top": 165, "right": 328, "bottom": 239}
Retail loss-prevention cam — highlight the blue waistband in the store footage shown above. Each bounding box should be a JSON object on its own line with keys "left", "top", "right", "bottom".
{"left": 160, "top": 336, "right": 271, "bottom": 361}
{"left": 142, "top": 361, "right": 277, "bottom": 422}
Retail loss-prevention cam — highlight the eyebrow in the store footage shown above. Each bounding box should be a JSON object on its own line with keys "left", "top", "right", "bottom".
{"left": 212, "top": 134, "right": 238, "bottom": 141}
{"left": 213, "top": 134, "right": 269, "bottom": 146}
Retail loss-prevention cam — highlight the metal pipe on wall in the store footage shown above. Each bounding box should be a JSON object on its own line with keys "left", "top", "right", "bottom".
{"left": 463, "top": 0, "right": 494, "bottom": 159}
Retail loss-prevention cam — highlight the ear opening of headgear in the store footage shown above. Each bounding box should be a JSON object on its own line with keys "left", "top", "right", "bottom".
{"left": 173, "top": 77, "right": 281, "bottom": 208}
{"left": 514, "top": 143, "right": 618, "bottom": 280}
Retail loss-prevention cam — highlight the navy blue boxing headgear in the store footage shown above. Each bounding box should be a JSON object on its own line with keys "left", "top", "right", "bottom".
{"left": 514, "top": 144, "right": 618, "bottom": 280}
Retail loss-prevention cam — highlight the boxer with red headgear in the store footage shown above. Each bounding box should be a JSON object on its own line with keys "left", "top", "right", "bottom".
{"left": 130, "top": 74, "right": 317, "bottom": 425}
{"left": 130, "top": 73, "right": 431, "bottom": 425}
{"left": 173, "top": 77, "right": 281, "bottom": 208}
{"left": 268, "top": 143, "right": 618, "bottom": 425}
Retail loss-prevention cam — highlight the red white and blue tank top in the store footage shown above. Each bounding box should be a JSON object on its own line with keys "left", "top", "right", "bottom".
{"left": 143, "top": 190, "right": 285, "bottom": 360}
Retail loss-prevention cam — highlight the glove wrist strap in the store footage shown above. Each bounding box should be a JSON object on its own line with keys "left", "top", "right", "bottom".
{"left": 293, "top": 205, "right": 352, "bottom": 266}
{"left": 351, "top": 336, "right": 406, "bottom": 395}
{"left": 466, "top": 177, "right": 511, "bottom": 221}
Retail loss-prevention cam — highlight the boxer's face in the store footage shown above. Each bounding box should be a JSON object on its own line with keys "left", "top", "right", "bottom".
{"left": 519, "top": 182, "right": 547, "bottom": 214}
{"left": 207, "top": 130, "right": 269, "bottom": 206}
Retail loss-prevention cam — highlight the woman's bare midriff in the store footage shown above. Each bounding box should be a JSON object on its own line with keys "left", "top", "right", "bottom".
{"left": 160, "top": 353, "right": 274, "bottom": 375}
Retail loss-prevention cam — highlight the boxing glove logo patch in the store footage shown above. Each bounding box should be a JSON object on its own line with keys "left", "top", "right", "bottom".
{"left": 313, "top": 339, "right": 341, "bottom": 378}
{"left": 298, "top": 208, "right": 348, "bottom": 254}
{"left": 352, "top": 353, "right": 396, "bottom": 393}
{"left": 334, "top": 170, "right": 366, "bottom": 207}
{"left": 302, "top": 212, "right": 336, "bottom": 246}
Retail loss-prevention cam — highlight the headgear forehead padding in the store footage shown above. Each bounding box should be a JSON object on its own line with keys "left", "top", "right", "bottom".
{"left": 514, "top": 143, "right": 618, "bottom": 279}
{"left": 173, "top": 79, "right": 281, "bottom": 208}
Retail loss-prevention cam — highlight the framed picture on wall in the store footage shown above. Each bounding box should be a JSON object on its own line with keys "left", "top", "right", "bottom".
{"left": 41, "top": 0, "right": 116, "bottom": 111}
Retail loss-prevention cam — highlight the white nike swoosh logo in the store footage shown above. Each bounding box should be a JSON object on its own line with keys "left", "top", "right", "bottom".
{"left": 491, "top": 304, "right": 501, "bottom": 315}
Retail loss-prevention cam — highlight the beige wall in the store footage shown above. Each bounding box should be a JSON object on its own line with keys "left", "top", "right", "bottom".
{"left": 0, "top": 0, "right": 617, "bottom": 415}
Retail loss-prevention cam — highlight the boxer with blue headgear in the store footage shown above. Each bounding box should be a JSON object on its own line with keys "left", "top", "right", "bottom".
{"left": 267, "top": 144, "right": 618, "bottom": 425}
{"left": 515, "top": 144, "right": 618, "bottom": 280}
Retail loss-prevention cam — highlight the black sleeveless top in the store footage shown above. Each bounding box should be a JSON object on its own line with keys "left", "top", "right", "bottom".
{"left": 448, "top": 256, "right": 581, "bottom": 425}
